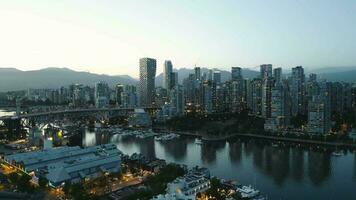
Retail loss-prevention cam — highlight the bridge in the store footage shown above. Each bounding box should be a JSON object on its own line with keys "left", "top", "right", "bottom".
{"left": 0, "top": 107, "right": 160, "bottom": 121}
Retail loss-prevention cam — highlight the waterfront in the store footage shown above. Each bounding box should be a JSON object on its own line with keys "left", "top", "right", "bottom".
{"left": 83, "top": 130, "right": 356, "bottom": 200}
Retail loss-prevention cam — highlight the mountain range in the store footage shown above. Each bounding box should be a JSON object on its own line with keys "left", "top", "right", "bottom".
{"left": 0, "top": 67, "right": 136, "bottom": 92}
{"left": 0, "top": 66, "right": 355, "bottom": 92}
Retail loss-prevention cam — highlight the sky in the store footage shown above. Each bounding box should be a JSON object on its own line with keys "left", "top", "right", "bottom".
{"left": 0, "top": 0, "right": 355, "bottom": 77}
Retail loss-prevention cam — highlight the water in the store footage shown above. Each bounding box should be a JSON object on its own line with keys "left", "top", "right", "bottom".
{"left": 87, "top": 130, "right": 355, "bottom": 199}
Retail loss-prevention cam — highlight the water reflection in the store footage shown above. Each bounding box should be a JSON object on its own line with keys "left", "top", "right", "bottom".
{"left": 137, "top": 138, "right": 156, "bottom": 158}
{"left": 290, "top": 148, "right": 304, "bottom": 182}
{"left": 201, "top": 141, "right": 226, "bottom": 164}
{"left": 228, "top": 141, "right": 242, "bottom": 164}
{"left": 308, "top": 151, "right": 331, "bottom": 186}
{"left": 159, "top": 138, "right": 190, "bottom": 161}
{"left": 82, "top": 130, "right": 356, "bottom": 200}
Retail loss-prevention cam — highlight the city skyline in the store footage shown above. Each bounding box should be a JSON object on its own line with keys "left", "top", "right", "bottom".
{"left": 1, "top": 0, "right": 356, "bottom": 77}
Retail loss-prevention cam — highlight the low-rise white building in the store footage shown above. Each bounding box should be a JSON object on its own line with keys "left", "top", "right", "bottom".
{"left": 3, "top": 143, "right": 121, "bottom": 187}
{"left": 152, "top": 173, "right": 210, "bottom": 200}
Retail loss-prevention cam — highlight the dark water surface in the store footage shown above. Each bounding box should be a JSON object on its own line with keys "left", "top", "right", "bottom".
{"left": 82, "top": 130, "right": 356, "bottom": 200}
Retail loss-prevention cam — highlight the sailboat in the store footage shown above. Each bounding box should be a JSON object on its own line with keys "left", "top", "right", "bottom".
{"left": 332, "top": 146, "right": 343, "bottom": 156}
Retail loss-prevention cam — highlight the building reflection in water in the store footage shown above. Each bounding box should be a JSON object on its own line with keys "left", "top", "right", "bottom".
{"left": 159, "top": 138, "right": 190, "bottom": 161}
{"left": 228, "top": 141, "right": 334, "bottom": 185}
{"left": 136, "top": 138, "right": 156, "bottom": 159}
{"left": 228, "top": 141, "right": 242, "bottom": 164}
{"left": 353, "top": 153, "right": 356, "bottom": 181}
{"left": 201, "top": 141, "right": 226, "bottom": 164}
{"left": 290, "top": 148, "right": 304, "bottom": 182}
{"left": 308, "top": 151, "right": 331, "bottom": 186}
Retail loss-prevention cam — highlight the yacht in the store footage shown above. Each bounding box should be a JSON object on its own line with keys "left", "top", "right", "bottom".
{"left": 195, "top": 138, "right": 203, "bottom": 145}
{"left": 155, "top": 133, "right": 180, "bottom": 141}
{"left": 271, "top": 143, "right": 279, "bottom": 148}
{"left": 332, "top": 151, "right": 343, "bottom": 156}
{"left": 236, "top": 185, "right": 260, "bottom": 199}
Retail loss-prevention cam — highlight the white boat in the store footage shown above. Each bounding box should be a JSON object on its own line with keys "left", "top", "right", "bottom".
{"left": 155, "top": 133, "right": 180, "bottom": 141}
{"left": 332, "top": 151, "right": 343, "bottom": 156}
{"left": 271, "top": 143, "right": 279, "bottom": 148}
{"left": 236, "top": 185, "right": 260, "bottom": 199}
{"left": 195, "top": 138, "right": 203, "bottom": 145}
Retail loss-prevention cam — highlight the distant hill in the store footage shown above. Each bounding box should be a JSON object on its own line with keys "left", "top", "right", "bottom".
{"left": 0, "top": 67, "right": 137, "bottom": 92}
{"left": 1, "top": 66, "right": 355, "bottom": 92}
{"left": 155, "top": 67, "right": 259, "bottom": 86}
{"left": 317, "top": 70, "right": 356, "bottom": 82}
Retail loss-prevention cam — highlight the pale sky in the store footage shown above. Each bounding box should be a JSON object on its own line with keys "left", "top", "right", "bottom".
{"left": 0, "top": 0, "right": 355, "bottom": 77}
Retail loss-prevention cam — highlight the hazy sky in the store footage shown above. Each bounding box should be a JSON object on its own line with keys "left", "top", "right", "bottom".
{"left": 0, "top": 0, "right": 355, "bottom": 77}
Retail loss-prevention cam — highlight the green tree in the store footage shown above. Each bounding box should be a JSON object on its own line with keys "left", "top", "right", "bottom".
{"left": 8, "top": 172, "right": 20, "bottom": 184}
{"left": 38, "top": 176, "right": 48, "bottom": 188}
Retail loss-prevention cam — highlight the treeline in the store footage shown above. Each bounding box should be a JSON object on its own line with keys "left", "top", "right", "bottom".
{"left": 164, "top": 110, "right": 265, "bottom": 135}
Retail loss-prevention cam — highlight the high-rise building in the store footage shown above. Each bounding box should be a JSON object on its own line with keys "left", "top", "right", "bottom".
{"left": 273, "top": 68, "right": 282, "bottom": 84}
{"left": 170, "top": 72, "right": 178, "bottom": 90}
{"left": 115, "top": 84, "right": 124, "bottom": 107}
{"left": 139, "top": 58, "right": 157, "bottom": 107}
{"left": 247, "top": 78, "right": 263, "bottom": 115}
{"left": 213, "top": 71, "right": 221, "bottom": 84}
{"left": 309, "top": 73, "right": 317, "bottom": 82}
{"left": 261, "top": 78, "right": 273, "bottom": 118}
{"left": 121, "top": 85, "right": 137, "bottom": 108}
{"left": 95, "top": 81, "right": 109, "bottom": 108}
{"left": 290, "top": 66, "right": 306, "bottom": 116}
{"left": 194, "top": 67, "right": 201, "bottom": 81}
{"left": 208, "top": 70, "right": 213, "bottom": 81}
{"left": 308, "top": 82, "right": 331, "bottom": 134}
{"left": 265, "top": 81, "right": 291, "bottom": 131}
{"left": 202, "top": 81, "right": 213, "bottom": 113}
{"left": 231, "top": 67, "right": 242, "bottom": 81}
{"left": 230, "top": 67, "right": 244, "bottom": 113}
{"left": 260, "top": 64, "right": 272, "bottom": 80}
{"left": 170, "top": 85, "right": 184, "bottom": 116}
{"left": 164, "top": 60, "right": 173, "bottom": 90}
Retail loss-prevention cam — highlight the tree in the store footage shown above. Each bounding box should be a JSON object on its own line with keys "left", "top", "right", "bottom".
{"left": 205, "top": 177, "right": 224, "bottom": 200}
{"left": 17, "top": 174, "right": 34, "bottom": 193}
{"left": 8, "top": 172, "right": 20, "bottom": 184}
{"left": 62, "top": 181, "right": 71, "bottom": 196}
{"left": 38, "top": 176, "right": 48, "bottom": 188}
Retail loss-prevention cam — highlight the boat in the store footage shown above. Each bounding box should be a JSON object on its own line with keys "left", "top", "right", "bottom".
{"left": 271, "top": 143, "right": 279, "bottom": 148}
{"left": 332, "top": 146, "right": 343, "bottom": 156}
{"left": 155, "top": 133, "right": 180, "bottom": 141}
{"left": 236, "top": 185, "right": 260, "bottom": 199}
{"left": 332, "top": 151, "right": 343, "bottom": 156}
{"left": 195, "top": 138, "right": 203, "bottom": 145}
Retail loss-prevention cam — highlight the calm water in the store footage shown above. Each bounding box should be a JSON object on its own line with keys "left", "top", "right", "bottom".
{"left": 82, "top": 130, "right": 356, "bottom": 200}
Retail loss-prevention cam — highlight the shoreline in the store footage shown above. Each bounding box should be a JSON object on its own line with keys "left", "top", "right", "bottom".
{"left": 173, "top": 131, "right": 356, "bottom": 148}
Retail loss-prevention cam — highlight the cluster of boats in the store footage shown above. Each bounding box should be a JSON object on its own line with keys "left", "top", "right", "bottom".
{"left": 94, "top": 126, "right": 184, "bottom": 141}
{"left": 154, "top": 133, "right": 180, "bottom": 141}
{"left": 236, "top": 185, "right": 261, "bottom": 199}
{"left": 120, "top": 129, "right": 158, "bottom": 139}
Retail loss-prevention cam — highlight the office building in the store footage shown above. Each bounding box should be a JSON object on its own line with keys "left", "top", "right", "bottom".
{"left": 139, "top": 58, "right": 157, "bottom": 107}
{"left": 273, "top": 67, "right": 282, "bottom": 84}
{"left": 308, "top": 82, "right": 331, "bottom": 134}
{"left": 290, "top": 66, "right": 306, "bottom": 116}
{"left": 95, "top": 81, "right": 109, "bottom": 108}
{"left": 194, "top": 67, "right": 201, "bottom": 81}
{"left": 164, "top": 60, "right": 173, "bottom": 90}
{"left": 265, "top": 81, "right": 291, "bottom": 131}
{"left": 213, "top": 71, "right": 221, "bottom": 84}
{"left": 231, "top": 67, "right": 242, "bottom": 81}
{"left": 261, "top": 78, "right": 273, "bottom": 118}
{"left": 260, "top": 64, "right": 272, "bottom": 80}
